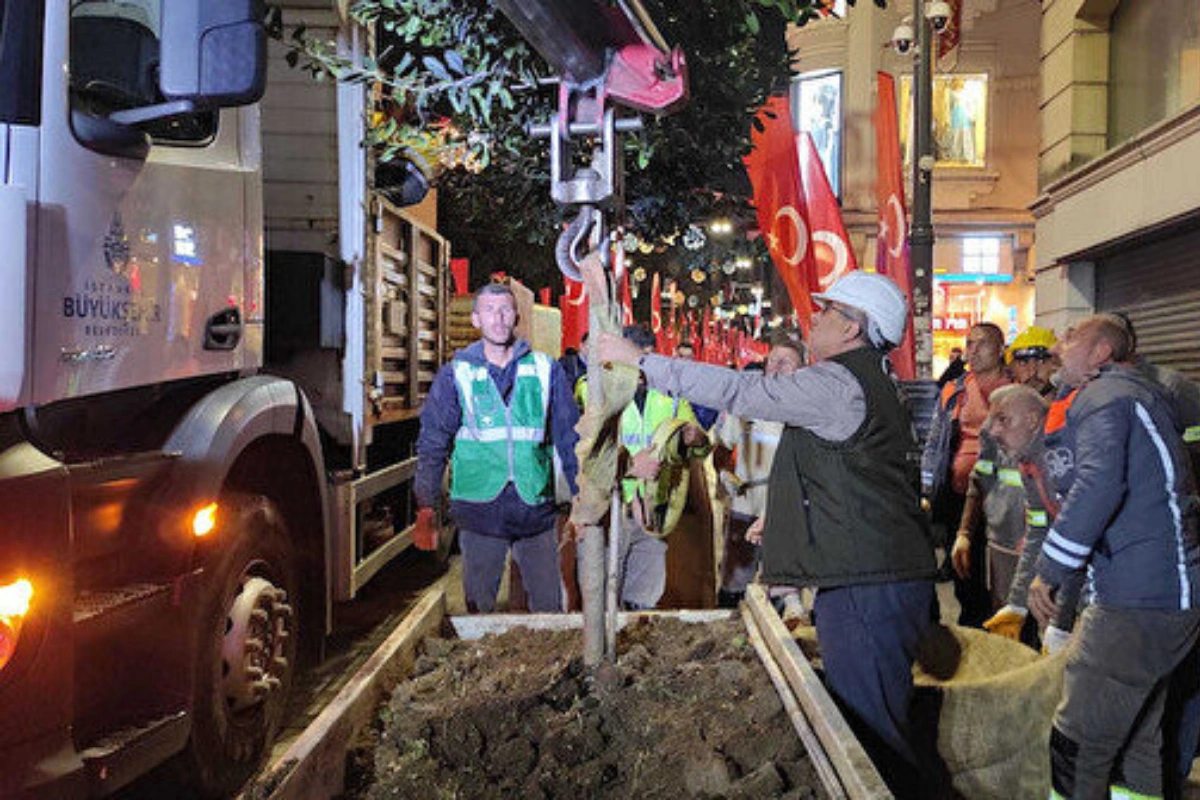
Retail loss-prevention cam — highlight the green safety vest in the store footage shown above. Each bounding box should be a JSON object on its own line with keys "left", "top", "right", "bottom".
{"left": 619, "top": 390, "right": 692, "bottom": 504}
{"left": 450, "top": 352, "right": 554, "bottom": 504}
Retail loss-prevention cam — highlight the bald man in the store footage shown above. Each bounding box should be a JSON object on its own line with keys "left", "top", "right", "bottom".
{"left": 1028, "top": 316, "right": 1200, "bottom": 800}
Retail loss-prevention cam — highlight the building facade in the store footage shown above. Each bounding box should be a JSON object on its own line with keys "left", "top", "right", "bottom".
{"left": 1033, "top": 0, "right": 1200, "bottom": 381}
{"left": 787, "top": 0, "right": 1042, "bottom": 375}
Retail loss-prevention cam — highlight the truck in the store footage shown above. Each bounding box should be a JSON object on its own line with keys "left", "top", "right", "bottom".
{"left": 0, "top": 0, "right": 683, "bottom": 794}
{"left": 0, "top": 1, "right": 454, "bottom": 796}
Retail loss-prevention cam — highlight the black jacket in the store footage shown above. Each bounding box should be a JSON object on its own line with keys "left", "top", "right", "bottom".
{"left": 760, "top": 347, "right": 937, "bottom": 588}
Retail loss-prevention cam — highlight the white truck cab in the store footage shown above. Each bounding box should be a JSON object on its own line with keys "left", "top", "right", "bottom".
{"left": 0, "top": 2, "right": 448, "bottom": 796}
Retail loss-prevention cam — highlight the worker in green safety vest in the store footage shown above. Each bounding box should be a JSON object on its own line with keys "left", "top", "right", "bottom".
{"left": 581, "top": 324, "right": 710, "bottom": 609}
{"left": 414, "top": 282, "right": 580, "bottom": 613}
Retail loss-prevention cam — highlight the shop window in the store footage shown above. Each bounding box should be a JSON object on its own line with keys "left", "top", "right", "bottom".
{"left": 899, "top": 73, "right": 989, "bottom": 168}
{"left": 791, "top": 70, "right": 843, "bottom": 197}
{"left": 961, "top": 237, "right": 1000, "bottom": 275}
{"left": 1108, "top": 0, "right": 1200, "bottom": 147}
{"left": 69, "top": 0, "right": 216, "bottom": 145}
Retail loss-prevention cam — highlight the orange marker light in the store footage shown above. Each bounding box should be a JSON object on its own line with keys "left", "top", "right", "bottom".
{"left": 192, "top": 503, "right": 219, "bottom": 537}
{"left": 0, "top": 578, "right": 33, "bottom": 672}
{"left": 0, "top": 579, "right": 32, "bottom": 618}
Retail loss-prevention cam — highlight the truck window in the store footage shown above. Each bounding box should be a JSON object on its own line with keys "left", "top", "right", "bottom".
{"left": 69, "top": 0, "right": 216, "bottom": 145}
{"left": 0, "top": 0, "right": 44, "bottom": 125}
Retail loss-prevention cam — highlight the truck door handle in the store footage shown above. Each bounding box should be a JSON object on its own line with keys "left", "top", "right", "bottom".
{"left": 204, "top": 307, "right": 242, "bottom": 351}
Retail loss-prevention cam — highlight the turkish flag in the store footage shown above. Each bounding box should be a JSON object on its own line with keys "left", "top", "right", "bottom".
{"left": 650, "top": 273, "right": 666, "bottom": 352}
{"left": 559, "top": 276, "right": 588, "bottom": 350}
{"left": 797, "top": 132, "right": 858, "bottom": 291}
{"left": 875, "top": 72, "right": 916, "bottom": 380}
{"left": 450, "top": 258, "right": 470, "bottom": 296}
{"left": 744, "top": 95, "right": 818, "bottom": 330}
{"left": 937, "top": 0, "right": 964, "bottom": 59}
{"left": 664, "top": 280, "right": 678, "bottom": 353}
{"left": 619, "top": 270, "right": 634, "bottom": 327}
{"left": 538, "top": 287, "right": 551, "bottom": 306}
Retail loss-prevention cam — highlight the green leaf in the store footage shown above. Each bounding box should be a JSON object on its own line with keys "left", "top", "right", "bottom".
{"left": 422, "top": 55, "right": 451, "bottom": 82}
{"left": 444, "top": 49, "right": 466, "bottom": 75}
{"left": 745, "top": 10, "right": 760, "bottom": 34}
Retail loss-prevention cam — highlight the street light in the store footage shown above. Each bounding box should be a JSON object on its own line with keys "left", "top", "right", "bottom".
{"left": 894, "top": 0, "right": 949, "bottom": 377}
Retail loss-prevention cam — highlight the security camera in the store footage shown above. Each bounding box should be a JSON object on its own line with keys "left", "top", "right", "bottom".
{"left": 892, "top": 22, "right": 914, "bottom": 54}
{"left": 925, "top": 1, "right": 951, "bottom": 33}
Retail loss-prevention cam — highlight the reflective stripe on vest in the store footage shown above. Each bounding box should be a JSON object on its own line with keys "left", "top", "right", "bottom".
{"left": 973, "top": 459, "right": 995, "bottom": 476}
{"left": 1185, "top": 425, "right": 1200, "bottom": 444}
{"left": 998, "top": 468, "right": 1023, "bottom": 487}
{"left": 450, "top": 352, "right": 554, "bottom": 504}
{"left": 1026, "top": 509, "right": 1048, "bottom": 527}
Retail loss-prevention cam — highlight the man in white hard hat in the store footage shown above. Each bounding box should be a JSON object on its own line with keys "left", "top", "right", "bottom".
{"left": 597, "top": 270, "right": 939, "bottom": 797}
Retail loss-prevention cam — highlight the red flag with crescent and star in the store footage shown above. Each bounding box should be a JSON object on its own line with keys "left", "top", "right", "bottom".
{"left": 559, "top": 276, "right": 588, "bottom": 350}
{"left": 875, "top": 72, "right": 916, "bottom": 380}
{"left": 650, "top": 272, "right": 666, "bottom": 352}
{"left": 619, "top": 270, "right": 634, "bottom": 327}
{"left": 797, "top": 131, "right": 857, "bottom": 291}
{"left": 744, "top": 95, "right": 818, "bottom": 330}
{"left": 937, "top": 0, "right": 964, "bottom": 59}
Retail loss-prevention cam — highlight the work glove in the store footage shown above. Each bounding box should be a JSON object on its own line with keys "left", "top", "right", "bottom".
{"left": 983, "top": 605, "right": 1027, "bottom": 640}
{"left": 413, "top": 507, "right": 439, "bottom": 552}
{"left": 1042, "top": 625, "right": 1073, "bottom": 655}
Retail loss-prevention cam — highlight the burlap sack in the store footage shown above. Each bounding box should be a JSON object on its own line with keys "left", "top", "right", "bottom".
{"left": 914, "top": 626, "right": 1067, "bottom": 800}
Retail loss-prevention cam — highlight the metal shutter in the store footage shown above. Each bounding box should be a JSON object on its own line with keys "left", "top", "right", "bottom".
{"left": 1095, "top": 225, "right": 1200, "bottom": 383}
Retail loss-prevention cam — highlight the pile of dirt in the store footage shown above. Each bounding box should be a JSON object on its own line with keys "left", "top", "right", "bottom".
{"left": 344, "top": 615, "right": 827, "bottom": 799}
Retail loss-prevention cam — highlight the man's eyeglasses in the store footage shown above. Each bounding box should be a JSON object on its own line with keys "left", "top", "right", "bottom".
{"left": 818, "top": 303, "right": 862, "bottom": 325}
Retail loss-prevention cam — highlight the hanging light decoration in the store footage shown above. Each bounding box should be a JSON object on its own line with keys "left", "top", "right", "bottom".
{"left": 621, "top": 233, "right": 640, "bottom": 252}
{"left": 690, "top": 268, "right": 707, "bottom": 284}
{"left": 682, "top": 225, "right": 706, "bottom": 251}
{"left": 632, "top": 266, "right": 647, "bottom": 283}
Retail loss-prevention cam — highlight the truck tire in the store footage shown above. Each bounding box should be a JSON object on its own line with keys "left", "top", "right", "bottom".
{"left": 181, "top": 494, "right": 299, "bottom": 798}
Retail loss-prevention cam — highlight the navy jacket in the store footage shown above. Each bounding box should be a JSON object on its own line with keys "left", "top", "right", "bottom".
{"left": 415, "top": 339, "right": 580, "bottom": 539}
{"left": 1034, "top": 364, "right": 1200, "bottom": 610}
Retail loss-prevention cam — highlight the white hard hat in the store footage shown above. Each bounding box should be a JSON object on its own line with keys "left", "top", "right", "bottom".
{"left": 812, "top": 271, "right": 908, "bottom": 350}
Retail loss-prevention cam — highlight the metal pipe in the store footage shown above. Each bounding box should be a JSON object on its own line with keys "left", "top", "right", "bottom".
{"left": 527, "top": 116, "right": 644, "bottom": 139}
{"left": 615, "top": 0, "right": 672, "bottom": 55}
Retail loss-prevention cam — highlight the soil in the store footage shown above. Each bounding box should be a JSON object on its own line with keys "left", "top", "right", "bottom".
{"left": 343, "top": 615, "right": 828, "bottom": 799}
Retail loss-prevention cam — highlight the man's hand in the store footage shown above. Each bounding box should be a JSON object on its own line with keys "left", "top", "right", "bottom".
{"left": 746, "top": 516, "right": 765, "bottom": 545}
{"left": 626, "top": 448, "right": 662, "bottom": 480}
{"left": 1027, "top": 576, "right": 1060, "bottom": 627}
{"left": 951, "top": 532, "right": 972, "bottom": 579}
{"left": 413, "top": 507, "right": 439, "bottom": 551}
{"left": 596, "top": 332, "right": 643, "bottom": 366}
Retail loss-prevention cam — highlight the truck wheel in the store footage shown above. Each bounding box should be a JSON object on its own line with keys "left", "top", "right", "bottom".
{"left": 182, "top": 495, "right": 299, "bottom": 797}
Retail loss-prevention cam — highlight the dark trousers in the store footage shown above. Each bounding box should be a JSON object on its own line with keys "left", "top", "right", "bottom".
{"left": 459, "top": 527, "right": 562, "bottom": 613}
{"left": 935, "top": 489, "right": 990, "bottom": 627}
{"left": 815, "top": 579, "right": 939, "bottom": 798}
{"left": 1052, "top": 605, "right": 1200, "bottom": 799}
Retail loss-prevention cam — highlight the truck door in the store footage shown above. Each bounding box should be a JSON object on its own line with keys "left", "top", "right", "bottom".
{"left": 32, "top": 0, "right": 261, "bottom": 406}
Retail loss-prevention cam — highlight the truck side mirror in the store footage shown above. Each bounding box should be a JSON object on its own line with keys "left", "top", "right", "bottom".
{"left": 108, "top": 0, "right": 265, "bottom": 126}
{"left": 160, "top": 0, "right": 267, "bottom": 107}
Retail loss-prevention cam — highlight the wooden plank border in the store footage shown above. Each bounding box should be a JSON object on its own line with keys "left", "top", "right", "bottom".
{"left": 242, "top": 583, "right": 448, "bottom": 800}
{"left": 741, "top": 603, "right": 847, "bottom": 800}
{"left": 744, "top": 584, "right": 893, "bottom": 800}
